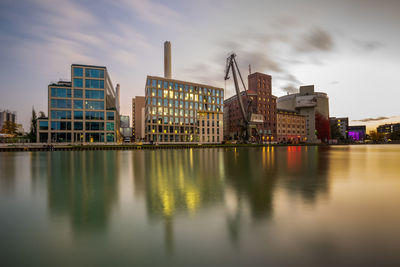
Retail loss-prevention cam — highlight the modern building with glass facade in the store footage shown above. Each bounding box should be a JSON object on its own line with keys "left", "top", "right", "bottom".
{"left": 144, "top": 76, "right": 224, "bottom": 143}
{"left": 37, "top": 64, "right": 118, "bottom": 143}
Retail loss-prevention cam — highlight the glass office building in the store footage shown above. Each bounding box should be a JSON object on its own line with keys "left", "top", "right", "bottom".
{"left": 37, "top": 64, "right": 118, "bottom": 143}
{"left": 144, "top": 76, "right": 224, "bottom": 143}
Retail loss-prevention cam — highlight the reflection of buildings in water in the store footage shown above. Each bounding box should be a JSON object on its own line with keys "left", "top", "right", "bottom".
{"left": 45, "top": 151, "right": 119, "bottom": 234}
{"left": 135, "top": 149, "right": 225, "bottom": 251}
{"left": 277, "top": 146, "right": 331, "bottom": 203}
{"left": 0, "top": 152, "right": 17, "bottom": 193}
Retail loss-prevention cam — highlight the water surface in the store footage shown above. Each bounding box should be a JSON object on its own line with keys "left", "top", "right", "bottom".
{"left": 1, "top": 145, "right": 400, "bottom": 266}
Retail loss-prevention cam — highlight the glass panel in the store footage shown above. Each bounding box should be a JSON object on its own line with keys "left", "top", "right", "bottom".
{"left": 74, "top": 89, "right": 83, "bottom": 98}
{"left": 39, "top": 121, "right": 48, "bottom": 130}
{"left": 74, "top": 111, "right": 83, "bottom": 120}
{"left": 51, "top": 110, "right": 71, "bottom": 119}
{"left": 51, "top": 88, "right": 72, "bottom": 98}
{"left": 106, "top": 122, "right": 114, "bottom": 131}
{"left": 85, "top": 79, "right": 104, "bottom": 89}
{"left": 74, "top": 100, "right": 83, "bottom": 109}
{"left": 85, "top": 68, "right": 104, "bottom": 78}
{"left": 106, "top": 112, "right": 114, "bottom": 120}
{"left": 85, "top": 133, "right": 104, "bottom": 142}
{"left": 85, "top": 122, "right": 104, "bottom": 131}
{"left": 73, "top": 78, "right": 83, "bottom": 88}
{"left": 50, "top": 121, "right": 71, "bottom": 130}
{"left": 85, "top": 90, "right": 104, "bottom": 99}
{"left": 74, "top": 122, "right": 83, "bottom": 130}
{"left": 106, "top": 133, "right": 114, "bottom": 142}
{"left": 51, "top": 99, "right": 72, "bottom": 109}
{"left": 85, "top": 100, "right": 104, "bottom": 110}
{"left": 73, "top": 67, "right": 83, "bottom": 77}
{"left": 85, "top": 111, "right": 104, "bottom": 120}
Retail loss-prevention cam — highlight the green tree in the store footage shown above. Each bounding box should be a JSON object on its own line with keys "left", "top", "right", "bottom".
{"left": 1, "top": 121, "right": 18, "bottom": 135}
{"left": 28, "top": 107, "right": 37, "bottom": 142}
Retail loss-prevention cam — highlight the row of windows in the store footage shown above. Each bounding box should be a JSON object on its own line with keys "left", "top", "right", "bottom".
{"left": 148, "top": 104, "right": 222, "bottom": 116}
{"left": 40, "top": 132, "right": 115, "bottom": 143}
{"left": 147, "top": 89, "right": 223, "bottom": 104}
{"left": 50, "top": 99, "right": 105, "bottom": 110}
{"left": 73, "top": 78, "right": 104, "bottom": 89}
{"left": 147, "top": 97, "right": 222, "bottom": 109}
{"left": 146, "top": 134, "right": 220, "bottom": 143}
{"left": 73, "top": 68, "right": 105, "bottom": 79}
{"left": 48, "top": 121, "right": 114, "bottom": 131}
{"left": 51, "top": 88, "right": 72, "bottom": 98}
{"left": 50, "top": 110, "right": 115, "bottom": 120}
{"left": 147, "top": 79, "right": 224, "bottom": 97}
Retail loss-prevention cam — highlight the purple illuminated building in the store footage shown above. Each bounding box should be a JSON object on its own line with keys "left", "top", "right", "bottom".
{"left": 348, "top": 125, "right": 366, "bottom": 141}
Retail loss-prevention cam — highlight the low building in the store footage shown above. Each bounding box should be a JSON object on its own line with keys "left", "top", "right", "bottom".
{"left": 348, "top": 125, "right": 366, "bottom": 141}
{"left": 277, "top": 85, "right": 330, "bottom": 143}
{"left": 377, "top": 123, "right": 400, "bottom": 134}
{"left": 277, "top": 109, "right": 306, "bottom": 143}
{"left": 330, "top": 117, "right": 349, "bottom": 139}
{"left": 37, "top": 64, "right": 119, "bottom": 143}
{"left": 132, "top": 96, "right": 145, "bottom": 141}
{"left": 144, "top": 76, "right": 223, "bottom": 143}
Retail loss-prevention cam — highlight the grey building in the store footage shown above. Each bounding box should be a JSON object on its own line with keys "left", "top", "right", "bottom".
{"left": 37, "top": 64, "right": 119, "bottom": 143}
{"left": 330, "top": 117, "right": 349, "bottom": 139}
{"left": 0, "top": 110, "right": 16, "bottom": 131}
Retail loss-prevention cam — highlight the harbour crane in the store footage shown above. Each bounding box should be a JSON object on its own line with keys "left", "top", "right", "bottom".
{"left": 224, "top": 53, "right": 262, "bottom": 142}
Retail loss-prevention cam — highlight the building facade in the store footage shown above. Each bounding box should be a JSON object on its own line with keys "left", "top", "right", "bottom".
{"left": 132, "top": 96, "right": 145, "bottom": 141}
{"left": 377, "top": 123, "right": 400, "bottom": 134}
{"left": 144, "top": 76, "right": 223, "bottom": 143}
{"left": 330, "top": 117, "right": 349, "bottom": 139}
{"left": 277, "top": 109, "right": 306, "bottom": 143}
{"left": 37, "top": 64, "right": 118, "bottom": 143}
{"left": 0, "top": 110, "right": 16, "bottom": 131}
{"left": 277, "top": 85, "right": 330, "bottom": 143}
{"left": 348, "top": 125, "right": 366, "bottom": 141}
{"left": 224, "top": 72, "right": 277, "bottom": 142}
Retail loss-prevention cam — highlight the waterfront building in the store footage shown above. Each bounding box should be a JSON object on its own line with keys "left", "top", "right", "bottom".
{"left": 224, "top": 72, "right": 277, "bottom": 142}
{"left": 377, "top": 123, "right": 400, "bottom": 134}
{"left": 277, "top": 85, "right": 330, "bottom": 143}
{"left": 0, "top": 109, "right": 16, "bottom": 131}
{"left": 277, "top": 109, "right": 306, "bottom": 143}
{"left": 37, "top": 64, "right": 119, "bottom": 143}
{"left": 132, "top": 96, "right": 145, "bottom": 141}
{"left": 330, "top": 117, "right": 349, "bottom": 139}
{"left": 348, "top": 125, "right": 366, "bottom": 141}
{"left": 144, "top": 76, "right": 224, "bottom": 143}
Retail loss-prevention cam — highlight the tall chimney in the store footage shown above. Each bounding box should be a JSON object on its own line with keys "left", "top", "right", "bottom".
{"left": 164, "top": 41, "right": 171, "bottom": 78}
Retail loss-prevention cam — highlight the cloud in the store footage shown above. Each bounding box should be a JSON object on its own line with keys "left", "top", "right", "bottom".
{"left": 330, "top": 81, "right": 339, "bottom": 85}
{"left": 297, "top": 28, "right": 334, "bottom": 52}
{"left": 353, "top": 116, "right": 390, "bottom": 122}
{"left": 354, "top": 40, "right": 383, "bottom": 51}
{"left": 281, "top": 84, "right": 299, "bottom": 94}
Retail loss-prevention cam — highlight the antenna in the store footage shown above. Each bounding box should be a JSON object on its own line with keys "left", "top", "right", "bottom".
{"left": 249, "top": 64, "right": 251, "bottom": 75}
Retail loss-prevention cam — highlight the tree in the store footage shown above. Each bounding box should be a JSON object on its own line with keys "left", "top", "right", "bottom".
{"left": 1, "top": 121, "right": 18, "bottom": 135}
{"left": 38, "top": 111, "right": 46, "bottom": 119}
{"left": 369, "top": 131, "right": 384, "bottom": 142}
{"left": 28, "top": 107, "right": 37, "bottom": 142}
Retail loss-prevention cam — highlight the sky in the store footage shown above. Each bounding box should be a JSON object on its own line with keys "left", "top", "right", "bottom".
{"left": 0, "top": 0, "right": 399, "bottom": 131}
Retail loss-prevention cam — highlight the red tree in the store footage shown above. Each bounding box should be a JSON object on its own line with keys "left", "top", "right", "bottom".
{"left": 315, "top": 112, "right": 330, "bottom": 142}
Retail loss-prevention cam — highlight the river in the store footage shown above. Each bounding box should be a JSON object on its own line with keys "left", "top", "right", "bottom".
{"left": 0, "top": 145, "right": 399, "bottom": 266}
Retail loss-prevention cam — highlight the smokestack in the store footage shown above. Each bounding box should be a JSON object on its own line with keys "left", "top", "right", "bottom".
{"left": 164, "top": 41, "right": 171, "bottom": 78}
{"left": 116, "top": 84, "right": 120, "bottom": 115}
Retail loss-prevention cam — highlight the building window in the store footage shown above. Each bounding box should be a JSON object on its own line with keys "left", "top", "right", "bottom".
{"left": 85, "top": 122, "right": 104, "bottom": 131}
{"left": 85, "top": 133, "right": 104, "bottom": 142}
{"left": 51, "top": 88, "right": 72, "bottom": 98}
{"left": 51, "top": 121, "right": 71, "bottom": 130}
{"left": 106, "top": 122, "right": 114, "bottom": 131}
{"left": 73, "top": 78, "right": 83, "bottom": 88}
{"left": 85, "top": 111, "right": 104, "bottom": 120}
{"left": 73, "top": 67, "right": 83, "bottom": 77}
{"left": 74, "top": 89, "right": 83, "bottom": 98}
{"left": 74, "top": 100, "right": 83, "bottom": 109}
{"left": 85, "top": 79, "right": 104, "bottom": 89}
{"left": 74, "top": 122, "right": 83, "bottom": 130}
{"left": 85, "top": 69, "right": 104, "bottom": 78}
{"left": 85, "top": 90, "right": 104, "bottom": 99}
{"left": 39, "top": 121, "right": 48, "bottom": 130}
{"left": 85, "top": 100, "right": 104, "bottom": 110}
{"left": 51, "top": 99, "right": 72, "bottom": 109}
{"left": 51, "top": 110, "right": 71, "bottom": 119}
{"left": 74, "top": 111, "right": 83, "bottom": 120}
{"left": 106, "top": 133, "right": 115, "bottom": 142}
